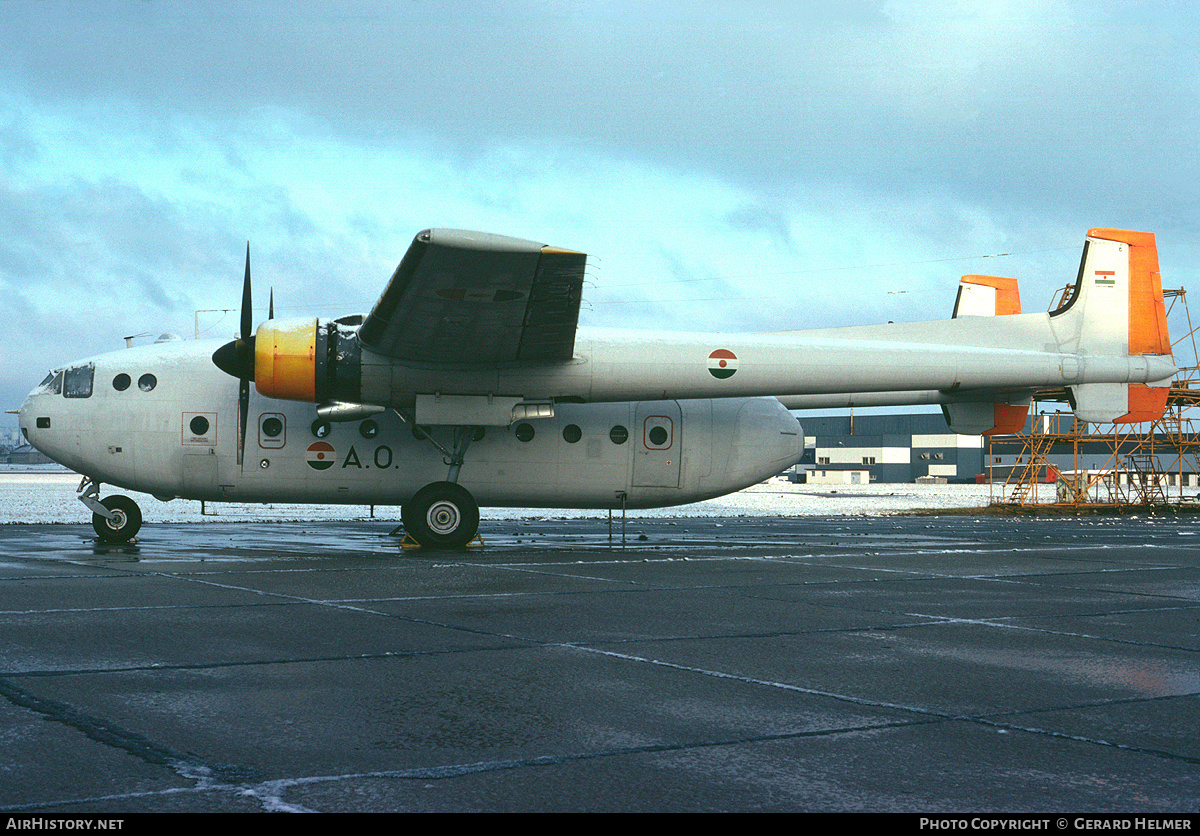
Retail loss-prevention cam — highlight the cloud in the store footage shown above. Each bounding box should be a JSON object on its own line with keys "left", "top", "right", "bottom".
{"left": 1, "top": 1, "right": 1198, "bottom": 422}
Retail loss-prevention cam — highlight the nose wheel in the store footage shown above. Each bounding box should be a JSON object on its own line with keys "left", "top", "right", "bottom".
{"left": 91, "top": 495, "right": 143, "bottom": 542}
{"left": 402, "top": 481, "right": 480, "bottom": 549}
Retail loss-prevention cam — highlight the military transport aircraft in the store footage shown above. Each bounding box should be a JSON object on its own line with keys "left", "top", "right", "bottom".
{"left": 17, "top": 227, "right": 1175, "bottom": 548}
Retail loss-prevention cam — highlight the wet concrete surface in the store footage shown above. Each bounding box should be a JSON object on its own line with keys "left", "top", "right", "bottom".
{"left": 0, "top": 514, "right": 1197, "bottom": 812}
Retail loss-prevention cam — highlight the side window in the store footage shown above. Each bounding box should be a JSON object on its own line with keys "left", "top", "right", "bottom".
{"left": 259, "top": 413, "right": 286, "bottom": 449}
{"left": 63, "top": 364, "right": 94, "bottom": 399}
{"left": 183, "top": 412, "right": 217, "bottom": 446}
{"left": 643, "top": 416, "right": 673, "bottom": 450}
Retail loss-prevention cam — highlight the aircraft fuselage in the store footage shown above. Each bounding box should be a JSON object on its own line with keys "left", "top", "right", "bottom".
{"left": 18, "top": 339, "right": 804, "bottom": 513}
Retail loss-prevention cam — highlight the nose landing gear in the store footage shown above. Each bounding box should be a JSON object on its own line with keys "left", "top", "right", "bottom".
{"left": 78, "top": 478, "right": 142, "bottom": 542}
{"left": 91, "top": 495, "right": 143, "bottom": 542}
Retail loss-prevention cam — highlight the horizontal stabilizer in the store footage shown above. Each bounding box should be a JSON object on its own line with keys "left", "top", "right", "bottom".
{"left": 1069, "top": 382, "right": 1170, "bottom": 424}
{"left": 941, "top": 400, "right": 1030, "bottom": 436}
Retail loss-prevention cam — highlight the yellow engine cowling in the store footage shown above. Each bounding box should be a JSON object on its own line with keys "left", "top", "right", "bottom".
{"left": 255, "top": 318, "right": 318, "bottom": 402}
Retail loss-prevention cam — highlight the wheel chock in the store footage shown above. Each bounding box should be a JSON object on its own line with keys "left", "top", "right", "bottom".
{"left": 397, "top": 533, "right": 485, "bottom": 550}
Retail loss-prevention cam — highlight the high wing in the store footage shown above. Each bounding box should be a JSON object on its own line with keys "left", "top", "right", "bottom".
{"left": 357, "top": 229, "right": 586, "bottom": 364}
{"left": 237, "top": 227, "right": 1178, "bottom": 433}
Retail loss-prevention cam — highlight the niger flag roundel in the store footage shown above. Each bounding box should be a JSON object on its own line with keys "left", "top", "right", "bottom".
{"left": 708, "top": 349, "right": 738, "bottom": 379}
{"left": 306, "top": 441, "right": 336, "bottom": 470}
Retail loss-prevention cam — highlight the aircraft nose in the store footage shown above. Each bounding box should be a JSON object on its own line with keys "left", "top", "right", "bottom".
{"left": 18, "top": 388, "right": 41, "bottom": 447}
{"left": 18, "top": 375, "right": 59, "bottom": 454}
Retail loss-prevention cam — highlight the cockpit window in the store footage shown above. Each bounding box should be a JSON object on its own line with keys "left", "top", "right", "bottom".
{"left": 63, "top": 363, "right": 95, "bottom": 399}
{"left": 37, "top": 370, "right": 64, "bottom": 395}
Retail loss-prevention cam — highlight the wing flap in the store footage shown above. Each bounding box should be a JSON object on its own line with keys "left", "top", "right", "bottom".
{"left": 519, "top": 249, "right": 587, "bottom": 361}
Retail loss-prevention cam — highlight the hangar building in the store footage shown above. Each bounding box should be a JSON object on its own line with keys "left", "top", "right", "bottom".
{"left": 800, "top": 413, "right": 984, "bottom": 484}
{"left": 796, "top": 411, "right": 1199, "bottom": 486}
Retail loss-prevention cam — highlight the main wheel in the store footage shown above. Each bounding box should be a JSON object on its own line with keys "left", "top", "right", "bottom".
{"left": 91, "top": 495, "right": 142, "bottom": 542}
{"left": 404, "top": 482, "right": 480, "bottom": 549}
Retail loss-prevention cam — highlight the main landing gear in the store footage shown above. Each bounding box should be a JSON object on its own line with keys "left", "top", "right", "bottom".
{"left": 402, "top": 481, "right": 480, "bottom": 549}
{"left": 78, "top": 477, "right": 142, "bottom": 542}
{"left": 399, "top": 422, "right": 482, "bottom": 550}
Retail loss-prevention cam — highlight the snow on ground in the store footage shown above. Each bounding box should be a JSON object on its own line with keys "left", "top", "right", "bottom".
{"left": 0, "top": 465, "right": 1049, "bottom": 524}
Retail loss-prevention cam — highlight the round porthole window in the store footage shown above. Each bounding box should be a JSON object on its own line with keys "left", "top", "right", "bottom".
{"left": 648, "top": 426, "right": 669, "bottom": 446}
{"left": 359, "top": 420, "right": 379, "bottom": 439}
{"left": 262, "top": 416, "right": 284, "bottom": 437}
{"left": 515, "top": 423, "right": 535, "bottom": 442}
{"left": 609, "top": 425, "right": 629, "bottom": 444}
{"left": 138, "top": 373, "right": 157, "bottom": 392}
{"left": 112, "top": 373, "right": 131, "bottom": 391}
{"left": 311, "top": 419, "right": 331, "bottom": 438}
{"left": 562, "top": 424, "right": 582, "bottom": 443}
{"left": 189, "top": 415, "right": 210, "bottom": 436}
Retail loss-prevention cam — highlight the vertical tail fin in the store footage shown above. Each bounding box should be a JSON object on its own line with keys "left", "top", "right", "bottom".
{"left": 944, "top": 275, "right": 1030, "bottom": 435}
{"left": 952, "top": 274, "right": 1022, "bottom": 318}
{"left": 1055, "top": 228, "right": 1173, "bottom": 423}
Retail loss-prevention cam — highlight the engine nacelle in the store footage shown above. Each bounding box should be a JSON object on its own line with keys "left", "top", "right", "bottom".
{"left": 254, "top": 317, "right": 361, "bottom": 404}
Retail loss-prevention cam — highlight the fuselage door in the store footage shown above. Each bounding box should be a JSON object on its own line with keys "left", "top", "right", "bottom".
{"left": 632, "top": 401, "right": 681, "bottom": 488}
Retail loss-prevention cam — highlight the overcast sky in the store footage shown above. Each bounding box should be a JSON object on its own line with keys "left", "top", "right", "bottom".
{"left": 3, "top": 0, "right": 1199, "bottom": 428}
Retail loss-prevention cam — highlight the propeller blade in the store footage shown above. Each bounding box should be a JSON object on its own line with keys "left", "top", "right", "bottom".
{"left": 237, "top": 244, "right": 255, "bottom": 469}
{"left": 210, "top": 242, "right": 257, "bottom": 469}
{"left": 240, "top": 242, "right": 253, "bottom": 341}
{"left": 269, "top": 287, "right": 275, "bottom": 320}
{"left": 238, "top": 377, "right": 249, "bottom": 467}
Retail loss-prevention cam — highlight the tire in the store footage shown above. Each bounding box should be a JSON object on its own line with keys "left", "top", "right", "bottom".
{"left": 400, "top": 500, "right": 419, "bottom": 536}
{"left": 404, "top": 482, "right": 479, "bottom": 549}
{"left": 92, "top": 495, "right": 142, "bottom": 542}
